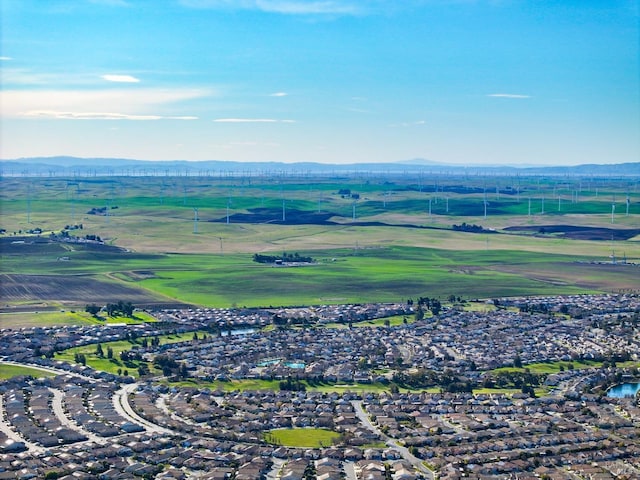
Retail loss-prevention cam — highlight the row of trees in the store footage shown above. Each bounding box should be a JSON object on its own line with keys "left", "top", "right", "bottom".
{"left": 154, "top": 354, "right": 189, "bottom": 378}
{"left": 410, "top": 296, "right": 442, "bottom": 319}
{"left": 253, "top": 252, "right": 314, "bottom": 264}
{"left": 452, "top": 222, "right": 485, "bottom": 233}
{"left": 279, "top": 376, "right": 306, "bottom": 392}
{"left": 85, "top": 300, "right": 135, "bottom": 317}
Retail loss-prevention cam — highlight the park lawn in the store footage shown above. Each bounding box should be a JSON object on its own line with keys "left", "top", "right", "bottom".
{"left": 264, "top": 428, "right": 341, "bottom": 448}
{"left": 472, "top": 387, "right": 521, "bottom": 396}
{"left": 55, "top": 331, "right": 208, "bottom": 377}
{"left": 490, "top": 360, "right": 602, "bottom": 375}
{"left": 99, "top": 311, "right": 159, "bottom": 324}
{"left": 462, "top": 301, "right": 498, "bottom": 313}
{"left": 167, "top": 379, "right": 282, "bottom": 392}
{"left": 307, "top": 382, "right": 392, "bottom": 394}
{"left": 167, "top": 378, "right": 398, "bottom": 394}
{"left": 322, "top": 314, "right": 416, "bottom": 330}
{"left": 470, "top": 386, "right": 552, "bottom": 397}
{"left": 354, "top": 314, "right": 416, "bottom": 327}
{"left": 616, "top": 361, "right": 640, "bottom": 369}
{"left": 0, "top": 364, "right": 56, "bottom": 380}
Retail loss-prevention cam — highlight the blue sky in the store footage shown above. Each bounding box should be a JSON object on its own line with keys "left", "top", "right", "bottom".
{"left": 1, "top": 0, "right": 638, "bottom": 165}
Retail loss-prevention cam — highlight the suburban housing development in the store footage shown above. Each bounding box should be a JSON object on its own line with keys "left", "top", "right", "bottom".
{"left": 1, "top": 293, "right": 639, "bottom": 479}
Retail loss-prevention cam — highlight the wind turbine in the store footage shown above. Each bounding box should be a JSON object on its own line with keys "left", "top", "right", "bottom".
{"left": 193, "top": 208, "right": 199, "bottom": 233}
{"left": 282, "top": 197, "right": 286, "bottom": 222}
{"left": 626, "top": 194, "right": 630, "bottom": 216}
{"left": 611, "top": 200, "right": 615, "bottom": 224}
{"left": 26, "top": 182, "right": 32, "bottom": 224}
{"left": 483, "top": 191, "right": 488, "bottom": 219}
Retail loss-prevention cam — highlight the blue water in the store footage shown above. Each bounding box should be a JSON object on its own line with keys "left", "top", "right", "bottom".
{"left": 221, "top": 328, "right": 255, "bottom": 337}
{"left": 284, "top": 362, "right": 305, "bottom": 369}
{"left": 607, "top": 383, "right": 640, "bottom": 398}
{"left": 257, "top": 359, "right": 281, "bottom": 367}
{"left": 255, "top": 359, "right": 305, "bottom": 369}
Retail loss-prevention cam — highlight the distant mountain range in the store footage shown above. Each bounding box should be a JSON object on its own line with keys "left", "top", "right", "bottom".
{"left": 1, "top": 156, "right": 639, "bottom": 177}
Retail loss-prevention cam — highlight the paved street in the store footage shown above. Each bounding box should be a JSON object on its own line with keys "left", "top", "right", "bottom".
{"left": 351, "top": 400, "right": 434, "bottom": 480}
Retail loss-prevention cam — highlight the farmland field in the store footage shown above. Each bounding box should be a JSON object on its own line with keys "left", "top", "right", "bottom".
{"left": 1, "top": 174, "right": 639, "bottom": 320}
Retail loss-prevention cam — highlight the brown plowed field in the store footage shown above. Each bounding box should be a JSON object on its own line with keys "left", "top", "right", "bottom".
{"left": 503, "top": 225, "right": 640, "bottom": 241}
{"left": 0, "top": 273, "right": 165, "bottom": 306}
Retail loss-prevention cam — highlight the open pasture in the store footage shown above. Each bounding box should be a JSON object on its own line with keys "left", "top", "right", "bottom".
{"left": 1, "top": 174, "right": 639, "bottom": 315}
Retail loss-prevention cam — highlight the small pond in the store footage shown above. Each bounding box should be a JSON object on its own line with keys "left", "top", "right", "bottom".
{"left": 607, "top": 382, "right": 640, "bottom": 398}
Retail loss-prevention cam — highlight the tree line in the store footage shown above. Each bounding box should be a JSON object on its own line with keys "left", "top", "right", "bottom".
{"left": 85, "top": 300, "right": 135, "bottom": 317}
{"left": 253, "top": 252, "right": 314, "bottom": 264}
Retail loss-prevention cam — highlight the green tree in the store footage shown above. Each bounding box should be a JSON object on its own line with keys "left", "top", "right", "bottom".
{"left": 513, "top": 354, "right": 523, "bottom": 369}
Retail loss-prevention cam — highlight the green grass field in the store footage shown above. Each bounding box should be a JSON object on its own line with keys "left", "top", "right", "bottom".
{"left": 2, "top": 175, "right": 639, "bottom": 316}
{"left": 264, "top": 428, "right": 342, "bottom": 448}
{"left": 0, "top": 310, "right": 158, "bottom": 329}
{"left": 489, "top": 360, "right": 604, "bottom": 375}
{"left": 54, "top": 331, "right": 208, "bottom": 377}
{"left": 0, "top": 364, "right": 56, "bottom": 379}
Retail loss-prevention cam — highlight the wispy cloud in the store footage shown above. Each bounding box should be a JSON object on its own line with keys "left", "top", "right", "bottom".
{"left": 346, "top": 107, "right": 372, "bottom": 114}
{"left": 390, "top": 120, "right": 426, "bottom": 127}
{"left": 487, "top": 93, "right": 531, "bottom": 99}
{"left": 180, "top": 0, "right": 362, "bottom": 15}
{"left": 214, "top": 118, "right": 296, "bottom": 123}
{"left": 22, "top": 111, "right": 197, "bottom": 120}
{"left": 269, "top": 92, "right": 288, "bottom": 97}
{"left": 2, "top": 69, "right": 143, "bottom": 86}
{"left": 102, "top": 74, "right": 141, "bottom": 83}
{"left": 0, "top": 56, "right": 12, "bottom": 61}
{"left": 1, "top": 88, "right": 211, "bottom": 119}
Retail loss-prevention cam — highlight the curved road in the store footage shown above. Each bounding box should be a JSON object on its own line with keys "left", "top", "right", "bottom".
{"left": 49, "top": 387, "right": 105, "bottom": 445}
{"left": 0, "top": 361, "right": 173, "bottom": 438}
{"left": 351, "top": 400, "right": 434, "bottom": 480}
{"left": 112, "top": 383, "right": 174, "bottom": 436}
{"left": 0, "top": 393, "right": 44, "bottom": 454}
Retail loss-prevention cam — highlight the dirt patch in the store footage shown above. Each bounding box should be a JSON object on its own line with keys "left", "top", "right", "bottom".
{"left": 0, "top": 237, "right": 69, "bottom": 255}
{"left": 0, "top": 273, "right": 168, "bottom": 308}
{"left": 117, "top": 270, "right": 158, "bottom": 281}
{"left": 491, "top": 262, "right": 640, "bottom": 292}
{"left": 210, "top": 207, "right": 457, "bottom": 233}
{"left": 0, "top": 236, "right": 128, "bottom": 255}
{"left": 503, "top": 225, "right": 640, "bottom": 241}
